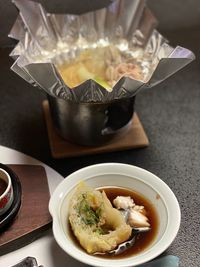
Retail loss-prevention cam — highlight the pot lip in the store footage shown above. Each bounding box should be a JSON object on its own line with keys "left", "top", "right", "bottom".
{"left": 47, "top": 94, "right": 136, "bottom": 106}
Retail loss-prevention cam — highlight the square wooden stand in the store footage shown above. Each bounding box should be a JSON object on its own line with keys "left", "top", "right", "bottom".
{"left": 43, "top": 100, "right": 149, "bottom": 159}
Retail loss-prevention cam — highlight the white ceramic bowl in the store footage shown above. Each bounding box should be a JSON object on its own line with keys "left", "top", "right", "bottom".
{"left": 49, "top": 163, "right": 181, "bottom": 267}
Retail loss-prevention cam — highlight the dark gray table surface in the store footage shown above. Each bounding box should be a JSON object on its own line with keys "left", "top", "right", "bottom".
{"left": 0, "top": 29, "right": 199, "bottom": 266}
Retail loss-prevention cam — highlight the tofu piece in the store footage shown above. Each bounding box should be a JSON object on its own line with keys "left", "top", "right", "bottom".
{"left": 128, "top": 209, "right": 150, "bottom": 228}
{"left": 113, "top": 196, "right": 135, "bottom": 210}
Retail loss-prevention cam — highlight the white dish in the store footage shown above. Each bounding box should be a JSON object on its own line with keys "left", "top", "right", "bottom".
{"left": 49, "top": 163, "right": 181, "bottom": 267}
{"left": 0, "top": 145, "right": 65, "bottom": 267}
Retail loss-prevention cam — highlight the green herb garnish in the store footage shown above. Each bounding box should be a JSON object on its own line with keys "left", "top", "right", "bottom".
{"left": 78, "top": 194, "right": 100, "bottom": 225}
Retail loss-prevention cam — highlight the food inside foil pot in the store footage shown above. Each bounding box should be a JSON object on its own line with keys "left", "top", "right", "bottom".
{"left": 9, "top": 0, "right": 195, "bottom": 102}
{"left": 69, "top": 182, "right": 158, "bottom": 256}
{"left": 57, "top": 45, "right": 143, "bottom": 91}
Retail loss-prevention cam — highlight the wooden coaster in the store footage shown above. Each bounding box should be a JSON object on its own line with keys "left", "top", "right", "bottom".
{"left": 43, "top": 100, "right": 149, "bottom": 159}
{"left": 0, "top": 165, "right": 51, "bottom": 255}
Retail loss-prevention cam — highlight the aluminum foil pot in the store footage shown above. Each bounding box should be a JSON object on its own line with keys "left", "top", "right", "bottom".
{"left": 9, "top": 0, "right": 195, "bottom": 146}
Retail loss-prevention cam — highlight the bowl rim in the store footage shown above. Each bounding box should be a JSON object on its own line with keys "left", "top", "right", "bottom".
{"left": 0, "top": 168, "right": 12, "bottom": 199}
{"left": 49, "top": 163, "right": 181, "bottom": 267}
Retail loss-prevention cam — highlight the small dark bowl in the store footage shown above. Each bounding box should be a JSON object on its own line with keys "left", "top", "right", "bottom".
{"left": 48, "top": 95, "right": 135, "bottom": 146}
{"left": 0, "top": 163, "right": 22, "bottom": 231}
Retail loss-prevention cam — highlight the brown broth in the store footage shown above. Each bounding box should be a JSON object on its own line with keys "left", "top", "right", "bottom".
{"left": 69, "top": 186, "right": 158, "bottom": 258}
{"left": 0, "top": 179, "right": 7, "bottom": 195}
{"left": 100, "top": 186, "right": 158, "bottom": 258}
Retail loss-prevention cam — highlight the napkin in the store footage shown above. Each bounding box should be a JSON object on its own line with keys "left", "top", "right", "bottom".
{"left": 139, "top": 255, "right": 179, "bottom": 267}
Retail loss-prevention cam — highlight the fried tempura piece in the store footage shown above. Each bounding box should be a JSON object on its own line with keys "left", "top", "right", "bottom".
{"left": 69, "top": 182, "right": 132, "bottom": 254}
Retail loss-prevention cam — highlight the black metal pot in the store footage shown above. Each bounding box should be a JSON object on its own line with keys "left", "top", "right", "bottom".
{"left": 47, "top": 95, "right": 135, "bottom": 146}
